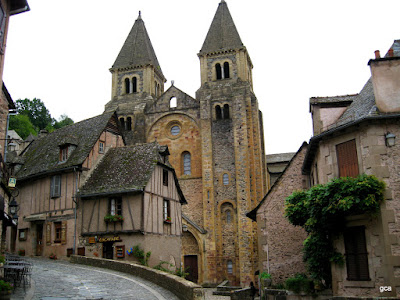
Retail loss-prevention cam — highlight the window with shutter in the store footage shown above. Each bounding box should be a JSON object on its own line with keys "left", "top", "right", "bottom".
{"left": 50, "top": 175, "right": 61, "bottom": 198}
{"left": 344, "top": 226, "right": 370, "bottom": 281}
{"left": 336, "top": 139, "right": 359, "bottom": 177}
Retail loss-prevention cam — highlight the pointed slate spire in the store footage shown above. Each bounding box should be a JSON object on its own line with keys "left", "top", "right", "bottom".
{"left": 200, "top": 0, "right": 243, "bottom": 54}
{"left": 112, "top": 12, "right": 164, "bottom": 76}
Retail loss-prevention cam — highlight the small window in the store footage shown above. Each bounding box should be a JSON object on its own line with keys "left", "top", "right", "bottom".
{"left": 183, "top": 152, "right": 191, "bottom": 175}
{"left": 163, "top": 169, "right": 169, "bottom": 186}
{"left": 125, "top": 78, "right": 130, "bottom": 94}
{"left": 99, "top": 142, "right": 104, "bottom": 153}
{"left": 216, "top": 63, "right": 222, "bottom": 80}
{"left": 54, "top": 222, "right": 62, "bottom": 243}
{"left": 132, "top": 77, "right": 137, "bottom": 93}
{"left": 223, "top": 62, "right": 230, "bottom": 79}
{"left": 170, "top": 97, "right": 177, "bottom": 108}
{"left": 227, "top": 260, "right": 233, "bottom": 274}
{"left": 60, "top": 146, "right": 69, "bottom": 162}
{"left": 120, "top": 118, "right": 125, "bottom": 130}
{"left": 50, "top": 175, "right": 61, "bottom": 198}
{"left": 170, "top": 125, "right": 180, "bottom": 136}
{"left": 226, "top": 210, "right": 231, "bottom": 224}
{"left": 109, "top": 198, "right": 122, "bottom": 216}
{"left": 223, "top": 173, "right": 229, "bottom": 185}
{"left": 336, "top": 139, "right": 359, "bottom": 178}
{"left": 223, "top": 104, "right": 230, "bottom": 119}
{"left": 155, "top": 81, "right": 158, "bottom": 96}
{"left": 216, "top": 105, "right": 222, "bottom": 120}
{"left": 127, "top": 117, "right": 132, "bottom": 131}
{"left": 163, "top": 199, "right": 170, "bottom": 221}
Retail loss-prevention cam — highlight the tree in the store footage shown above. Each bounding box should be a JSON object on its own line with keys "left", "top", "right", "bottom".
{"left": 9, "top": 114, "right": 36, "bottom": 140}
{"left": 53, "top": 114, "right": 74, "bottom": 130}
{"left": 16, "top": 98, "right": 53, "bottom": 131}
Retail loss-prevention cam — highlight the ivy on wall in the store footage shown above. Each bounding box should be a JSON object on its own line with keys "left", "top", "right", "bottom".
{"left": 284, "top": 174, "right": 386, "bottom": 284}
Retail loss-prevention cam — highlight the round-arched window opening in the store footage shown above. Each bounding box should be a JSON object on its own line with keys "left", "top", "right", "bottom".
{"left": 170, "top": 125, "right": 181, "bottom": 136}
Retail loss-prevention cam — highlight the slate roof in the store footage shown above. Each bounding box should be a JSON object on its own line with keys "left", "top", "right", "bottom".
{"left": 79, "top": 143, "right": 186, "bottom": 204}
{"left": 16, "top": 112, "right": 118, "bottom": 180}
{"left": 111, "top": 12, "right": 164, "bottom": 79}
{"left": 199, "top": 0, "right": 244, "bottom": 54}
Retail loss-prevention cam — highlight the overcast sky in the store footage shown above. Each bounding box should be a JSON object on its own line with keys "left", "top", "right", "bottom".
{"left": 3, "top": 0, "right": 400, "bottom": 154}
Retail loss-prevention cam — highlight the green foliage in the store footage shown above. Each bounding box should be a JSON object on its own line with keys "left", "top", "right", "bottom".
{"left": 9, "top": 114, "right": 36, "bottom": 139}
{"left": 153, "top": 261, "right": 189, "bottom": 278}
{"left": 0, "top": 255, "right": 5, "bottom": 264}
{"left": 259, "top": 271, "right": 271, "bottom": 279}
{"left": 53, "top": 114, "right": 74, "bottom": 130}
{"left": 131, "top": 244, "right": 151, "bottom": 266}
{"left": 284, "top": 174, "right": 386, "bottom": 283}
{"left": 104, "top": 214, "right": 124, "bottom": 222}
{"left": 0, "top": 280, "right": 13, "bottom": 291}
{"left": 285, "top": 273, "right": 313, "bottom": 294}
{"left": 16, "top": 98, "right": 53, "bottom": 130}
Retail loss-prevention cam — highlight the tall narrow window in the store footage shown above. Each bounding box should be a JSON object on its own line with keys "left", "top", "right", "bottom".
{"left": 60, "top": 146, "right": 69, "bottom": 162}
{"left": 50, "top": 175, "right": 61, "bottom": 198}
{"left": 223, "top": 104, "right": 230, "bottom": 119}
{"left": 109, "top": 198, "right": 122, "bottom": 216}
{"left": 226, "top": 210, "right": 231, "bottom": 224}
{"left": 183, "top": 152, "right": 191, "bottom": 175}
{"left": 54, "top": 222, "right": 62, "bottom": 243}
{"left": 336, "top": 139, "right": 359, "bottom": 178}
{"left": 223, "top": 62, "right": 230, "bottom": 79}
{"left": 132, "top": 77, "right": 137, "bottom": 93}
{"left": 99, "top": 141, "right": 104, "bottom": 153}
{"left": 127, "top": 117, "right": 132, "bottom": 131}
{"left": 170, "top": 97, "right": 177, "bottom": 108}
{"left": 223, "top": 173, "right": 229, "bottom": 185}
{"left": 163, "top": 199, "right": 170, "bottom": 220}
{"left": 125, "top": 78, "right": 130, "bottom": 94}
{"left": 216, "top": 105, "right": 222, "bottom": 120}
{"left": 227, "top": 260, "right": 233, "bottom": 274}
{"left": 163, "top": 169, "right": 169, "bottom": 186}
{"left": 216, "top": 63, "right": 222, "bottom": 80}
{"left": 120, "top": 118, "right": 125, "bottom": 130}
{"left": 155, "top": 82, "right": 158, "bottom": 96}
{"left": 344, "top": 226, "right": 370, "bottom": 281}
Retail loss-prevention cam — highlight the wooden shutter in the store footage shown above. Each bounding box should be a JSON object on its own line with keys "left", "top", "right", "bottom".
{"left": 46, "top": 223, "right": 51, "bottom": 245}
{"left": 336, "top": 140, "right": 359, "bottom": 178}
{"left": 61, "top": 221, "right": 67, "bottom": 245}
{"left": 344, "top": 226, "right": 370, "bottom": 281}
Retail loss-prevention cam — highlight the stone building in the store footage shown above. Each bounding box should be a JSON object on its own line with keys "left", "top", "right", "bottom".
{"left": 104, "top": 0, "right": 267, "bottom": 286}
{"left": 248, "top": 143, "right": 308, "bottom": 283}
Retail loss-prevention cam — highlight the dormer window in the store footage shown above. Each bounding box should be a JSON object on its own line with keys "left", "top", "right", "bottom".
{"left": 60, "top": 145, "right": 69, "bottom": 162}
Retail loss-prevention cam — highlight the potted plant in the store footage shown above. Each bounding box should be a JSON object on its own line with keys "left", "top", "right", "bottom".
{"left": 104, "top": 214, "right": 124, "bottom": 223}
{"left": 18, "top": 249, "right": 25, "bottom": 256}
{"left": 260, "top": 271, "right": 272, "bottom": 287}
{"left": 49, "top": 253, "right": 57, "bottom": 260}
{"left": 0, "top": 280, "right": 13, "bottom": 298}
{"left": 164, "top": 216, "right": 172, "bottom": 224}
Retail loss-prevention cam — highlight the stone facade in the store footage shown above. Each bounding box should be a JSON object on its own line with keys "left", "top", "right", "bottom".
{"left": 249, "top": 143, "right": 308, "bottom": 283}
{"left": 104, "top": 1, "right": 267, "bottom": 287}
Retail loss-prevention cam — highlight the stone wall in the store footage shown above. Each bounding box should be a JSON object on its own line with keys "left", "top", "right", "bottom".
{"left": 70, "top": 255, "right": 204, "bottom": 300}
{"left": 256, "top": 143, "right": 308, "bottom": 283}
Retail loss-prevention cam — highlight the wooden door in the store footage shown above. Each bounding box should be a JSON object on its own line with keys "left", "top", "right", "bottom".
{"left": 184, "top": 255, "right": 198, "bottom": 283}
{"left": 36, "top": 224, "right": 43, "bottom": 256}
{"left": 102, "top": 242, "right": 114, "bottom": 259}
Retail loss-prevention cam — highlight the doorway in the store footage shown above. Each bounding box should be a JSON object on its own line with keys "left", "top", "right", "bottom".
{"left": 36, "top": 223, "right": 43, "bottom": 256}
{"left": 102, "top": 242, "right": 114, "bottom": 259}
{"left": 184, "top": 255, "right": 199, "bottom": 283}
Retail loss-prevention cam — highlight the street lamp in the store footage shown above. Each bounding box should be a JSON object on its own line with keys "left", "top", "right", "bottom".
{"left": 9, "top": 198, "right": 19, "bottom": 225}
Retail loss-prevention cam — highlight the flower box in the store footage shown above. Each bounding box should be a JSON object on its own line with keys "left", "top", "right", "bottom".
{"left": 104, "top": 214, "right": 124, "bottom": 223}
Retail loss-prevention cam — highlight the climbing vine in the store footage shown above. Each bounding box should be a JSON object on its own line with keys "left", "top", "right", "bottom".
{"left": 284, "top": 174, "right": 386, "bottom": 284}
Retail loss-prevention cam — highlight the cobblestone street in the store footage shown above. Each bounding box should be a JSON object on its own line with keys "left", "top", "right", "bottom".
{"left": 10, "top": 258, "right": 231, "bottom": 300}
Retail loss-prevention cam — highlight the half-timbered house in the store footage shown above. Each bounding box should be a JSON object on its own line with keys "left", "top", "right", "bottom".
{"left": 11, "top": 112, "right": 124, "bottom": 258}
{"left": 78, "top": 142, "right": 186, "bottom": 267}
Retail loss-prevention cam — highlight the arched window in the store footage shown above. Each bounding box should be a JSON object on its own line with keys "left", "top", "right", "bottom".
{"left": 223, "top": 62, "right": 230, "bottom": 79}
{"left": 155, "top": 81, "right": 158, "bottom": 96}
{"left": 170, "top": 97, "right": 177, "bottom": 108}
{"left": 227, "top": 260, "right": 233, "bottom": 274}
{"left": 216, "top": 105, "right": 222, "bottom": 120}
{"left": 119, "top": 118, "right": 125, "bottom": 130}
{"left": 216, "top": 63, "right": 222, "bottom": 80}
{"left": 223, "top": 104, "right": 230, "bottom": 119}
{"left": 127, "top": 117, "right": 132, "bottom": 131}
{"left": 223, "top": 173, "right": 229, "bottom": 185}
{"left": 183, "top": 152, "right": 191, "bottom": 175}
{"left": 158, "top": 84, "right": 161, "bottom": 96}
{"left": 125, "top": 78, "right": 130, "bottom": 94}
{"left": 132, "top": 77, "right": 137, "bottom": 93}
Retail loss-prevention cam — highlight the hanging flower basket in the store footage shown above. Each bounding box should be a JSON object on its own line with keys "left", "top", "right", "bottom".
{"left": 164, "top": 216, "right": 172, "bottom": 224}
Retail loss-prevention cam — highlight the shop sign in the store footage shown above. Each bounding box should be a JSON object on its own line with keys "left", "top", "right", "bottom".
{"left": 88, "top": 237, "right": 96, "bottom": 244}
{"left": 98, "top": 236, "right": 121, "bottom": 243}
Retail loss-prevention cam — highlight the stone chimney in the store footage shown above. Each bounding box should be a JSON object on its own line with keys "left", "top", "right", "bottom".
{"left": 38, "top": 129, "right": 48, "bottom": 138}
{"left": 369, "top": 49, "right": 400, "bottom": 113}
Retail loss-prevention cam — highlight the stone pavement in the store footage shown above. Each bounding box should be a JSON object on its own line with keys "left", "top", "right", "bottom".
{"left": 10, "top": 257, "right": 231, "bottom": 300}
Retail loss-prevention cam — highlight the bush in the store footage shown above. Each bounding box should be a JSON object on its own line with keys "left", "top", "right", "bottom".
{"left": 0, "top": 280, "right": 13, "bottom": 291}
{"left": 285, "top": 273, "right": 313, "bottom": 294}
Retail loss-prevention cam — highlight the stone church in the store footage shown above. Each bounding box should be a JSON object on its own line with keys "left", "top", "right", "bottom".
{"left": 104, "top": 0, "right": 267, "bottom": 286}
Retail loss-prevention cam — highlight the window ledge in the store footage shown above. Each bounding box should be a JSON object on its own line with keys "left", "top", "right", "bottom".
{"left": 343, "top": 279, "right": 374, "bottom": 288}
